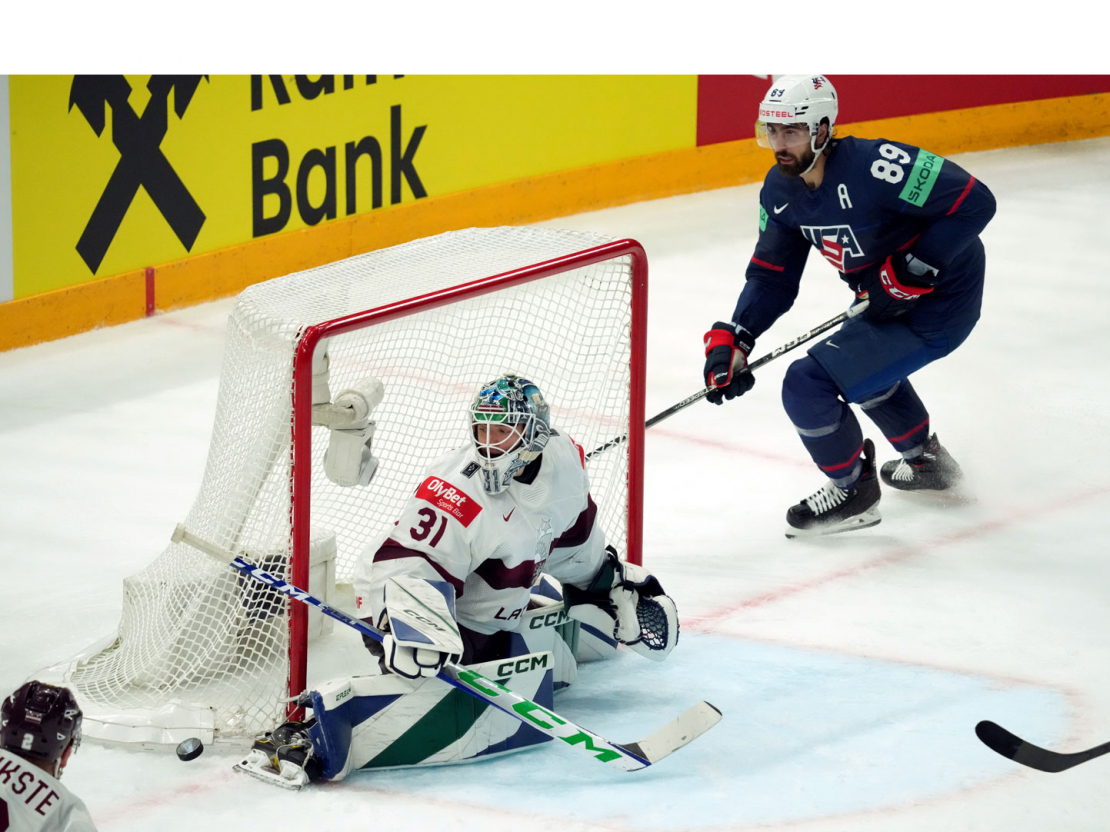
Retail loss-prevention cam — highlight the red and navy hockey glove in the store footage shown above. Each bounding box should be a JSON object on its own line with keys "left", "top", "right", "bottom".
{"left": 857, "top": 253, "right": 937, "bottom": 321}
{"left": 703, "top": 321, "right": 756, "bottom": 405}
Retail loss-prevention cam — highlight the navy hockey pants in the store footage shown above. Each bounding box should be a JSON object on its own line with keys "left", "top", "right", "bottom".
{"left": 781, "top": 308, "right": 978, "bottom": 487}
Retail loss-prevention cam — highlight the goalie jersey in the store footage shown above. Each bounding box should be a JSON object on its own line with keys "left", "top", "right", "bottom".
{"left": 0, "top": 748, "right": 98, "bottom": 832}
{"left": 353, "top": 430, "right": 608, "bottom": 635}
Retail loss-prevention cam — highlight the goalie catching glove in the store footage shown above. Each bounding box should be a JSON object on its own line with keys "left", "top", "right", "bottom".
{"left": 563, "top": 547, "right": 679, "bottom": 661}
{"left": 362, "top": 575, "right": 463, "bottom": 679}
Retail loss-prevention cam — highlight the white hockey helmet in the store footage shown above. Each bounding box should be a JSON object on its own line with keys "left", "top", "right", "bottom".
{"left": 468, "top": 374, "right": 551, "bottom": 495}
{"left": 755, "top": 75, "right": 838, "bottom": 160}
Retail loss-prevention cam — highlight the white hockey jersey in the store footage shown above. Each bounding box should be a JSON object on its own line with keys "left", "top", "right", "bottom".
{"left": 353, "top": 430, "right": 608, "bottom": 635}
{"left": 0, "top": 749, "right": 98, "bottom": 832}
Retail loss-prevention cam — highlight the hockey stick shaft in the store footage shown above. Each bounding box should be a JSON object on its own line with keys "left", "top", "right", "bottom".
{"left": 172, "top": 524, "right": 718, "bottom": 771}
{"left": 975, "top": 720, "right": 1110, "bottom": 773}
{"left": 585, "top": 302, "right": 867, "bottom": 461}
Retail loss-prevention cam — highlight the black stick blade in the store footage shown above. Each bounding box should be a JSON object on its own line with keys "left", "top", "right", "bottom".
{"left": 976, "top": 720, "right": 1110, "bottom": 773}
{"left": 975, "top": 720, "right": 1024, "bottom": 761}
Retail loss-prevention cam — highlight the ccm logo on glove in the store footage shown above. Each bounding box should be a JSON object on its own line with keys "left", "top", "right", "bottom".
{"left": 858, "top": 252, "right": 937, "bottom": 321}
{"left": 879, "top": 256, "right": 934, "bottom": 301}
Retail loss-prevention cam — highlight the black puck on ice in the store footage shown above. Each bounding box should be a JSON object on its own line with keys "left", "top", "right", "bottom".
{"left": 176, "top": 737, "right": 204, "bottom": 761}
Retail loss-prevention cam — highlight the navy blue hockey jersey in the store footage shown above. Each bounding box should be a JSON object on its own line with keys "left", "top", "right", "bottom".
{"left": 733, "top": 136, "right": 997, "bottom": 339}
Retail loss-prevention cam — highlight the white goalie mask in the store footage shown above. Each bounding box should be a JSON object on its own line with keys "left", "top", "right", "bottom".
{"left": 755, "top": 74, "right": 838, "bottom": 174}
{"left": 468, "top": 374, "right": 551, "bottom": 495}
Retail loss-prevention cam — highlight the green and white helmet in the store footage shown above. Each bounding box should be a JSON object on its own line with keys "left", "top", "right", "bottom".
{"left": 469, "top": 374, "right": 551, "bottom": 494}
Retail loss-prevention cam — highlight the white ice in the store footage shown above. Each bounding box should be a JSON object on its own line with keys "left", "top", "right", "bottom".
{"left": 3, "top": 137, "right": 1110, "bottom": 831}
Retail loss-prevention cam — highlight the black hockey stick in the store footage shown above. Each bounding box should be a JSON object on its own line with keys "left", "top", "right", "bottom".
{"left": 586, "top": 302, "right": 868, "bottom": 461}
{"left": 975, "top": 720, "right": 1110, "bottom": 773}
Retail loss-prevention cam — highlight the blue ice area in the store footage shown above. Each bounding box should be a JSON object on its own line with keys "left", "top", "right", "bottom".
{"left": 354, "top": 633, "right": 1068, "bottom": 829}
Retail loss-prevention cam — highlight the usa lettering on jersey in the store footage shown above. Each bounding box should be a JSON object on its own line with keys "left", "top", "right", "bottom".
{"left": 801, "top": 225, "right": 865, "bottom": 271}
{"left": 416, "top": 477, "right": 482, "bottom": 527}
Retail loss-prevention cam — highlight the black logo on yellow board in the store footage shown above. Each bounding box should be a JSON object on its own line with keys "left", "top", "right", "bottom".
{"left": 249, "top": 75, "right": 402, "bottom": 110}
{"left": 249, "top": 75, "right": 427, "bottom": 238}
{"left": 69, "top": 75, "right": 208, "bottom": 274}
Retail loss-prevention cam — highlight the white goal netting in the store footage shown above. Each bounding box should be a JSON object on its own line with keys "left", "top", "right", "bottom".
{"left": 49, "top": 227, "right": 643, "bottom": 743}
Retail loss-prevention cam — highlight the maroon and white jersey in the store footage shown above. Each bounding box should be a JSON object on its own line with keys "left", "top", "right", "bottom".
{"left": 354, "top": 430, "right": 607, "bottom": 635}
{"left": 0, "top": 749, "right": 97, "bottom": 831}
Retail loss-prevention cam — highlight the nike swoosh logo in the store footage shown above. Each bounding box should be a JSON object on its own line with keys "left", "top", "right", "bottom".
{"left": 827, "top": 341, "right": 840, "bottom": 349}
{"left": 773, "top": 204, "right": 788, "bottom": 214}
{"left": 503, "top": 508, "right": 515, "bottom": 522}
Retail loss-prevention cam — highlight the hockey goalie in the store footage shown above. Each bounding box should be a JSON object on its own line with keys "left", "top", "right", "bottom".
{"left": 236, "top": 373, "right": 679, "bottom": 788}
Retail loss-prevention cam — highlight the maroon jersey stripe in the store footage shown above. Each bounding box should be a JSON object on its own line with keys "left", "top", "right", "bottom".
{"left": 552, "top": 495, "right": 598, "bottom": 550}
{"left": 474, "top": 557, "right": 537, "bottom": 591}
{"left": 374, "top": 538, "right": 465, "bottom": 596}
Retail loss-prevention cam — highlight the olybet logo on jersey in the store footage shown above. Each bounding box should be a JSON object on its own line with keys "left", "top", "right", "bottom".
{"left": 801, "top": 225, "right": 865, "bottom": 272}
{"left": 416, "top": 477, "right": 482, "bottom": 526}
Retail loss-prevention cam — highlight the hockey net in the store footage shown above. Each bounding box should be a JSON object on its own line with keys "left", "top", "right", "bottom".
{"left": 46, "top": 227, "right": 647, "bottom": 744}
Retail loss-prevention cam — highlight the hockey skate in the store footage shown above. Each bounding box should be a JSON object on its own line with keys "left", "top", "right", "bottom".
{"left": 234, "top": 720, "right": 320, "bottom": 790}
{"left": 880, "top": 433, "right": 962, "bottom": 491}
{"left": 785, "top": 439, "right": 881, "bottom": 538}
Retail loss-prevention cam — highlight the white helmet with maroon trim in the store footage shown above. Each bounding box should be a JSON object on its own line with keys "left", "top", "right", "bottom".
{"left": 755, "top": 75, "right": 838, "bottom": 160}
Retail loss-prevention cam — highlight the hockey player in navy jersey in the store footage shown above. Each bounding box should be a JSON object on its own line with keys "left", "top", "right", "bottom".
{"left": 702, "top": 75, "right": 996, "bottom": 537}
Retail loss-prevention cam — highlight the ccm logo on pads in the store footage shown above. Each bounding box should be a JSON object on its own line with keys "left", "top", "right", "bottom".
{"left": 417, "top": 477, "right": 482, "bottom": 527}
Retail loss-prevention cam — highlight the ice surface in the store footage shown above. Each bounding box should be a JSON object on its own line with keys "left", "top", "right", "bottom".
{"left": 3, "top": 137, "right": 1110, "bottom": 830}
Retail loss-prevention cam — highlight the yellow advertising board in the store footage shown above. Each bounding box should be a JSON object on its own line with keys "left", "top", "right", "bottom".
{"left": 9, "top": 75, "right": 695, "bottom": 299}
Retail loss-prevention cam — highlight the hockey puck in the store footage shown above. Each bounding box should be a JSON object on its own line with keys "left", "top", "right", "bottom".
{"left": 176, "top": 737, "right": 204, "bottom": 761}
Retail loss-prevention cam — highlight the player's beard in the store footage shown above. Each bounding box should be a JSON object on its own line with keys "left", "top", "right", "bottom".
{"left": 775, "top": 146, "right": 815, "bottom": 178}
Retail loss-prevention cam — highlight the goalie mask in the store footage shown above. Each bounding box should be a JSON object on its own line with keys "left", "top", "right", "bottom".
{"left": 469, "top": 374, "right": 551, "bottom": 494}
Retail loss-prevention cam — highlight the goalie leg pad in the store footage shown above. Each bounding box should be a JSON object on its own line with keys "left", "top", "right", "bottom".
{"left": 279, "top": 642, "right": 556, "bottom": 782}
{"left": 340, "top": 653, "right": 555, "bottom": 772}
{"left": 529, "top": 574, "right": 617, "bottom": 665}
{"left": 516, "top": 600, "right": 579, "bottom": 690}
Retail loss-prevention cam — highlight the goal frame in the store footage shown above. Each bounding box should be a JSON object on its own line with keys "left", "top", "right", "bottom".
{"left": 286, "top": 239, "right": 648, "bottom": 715}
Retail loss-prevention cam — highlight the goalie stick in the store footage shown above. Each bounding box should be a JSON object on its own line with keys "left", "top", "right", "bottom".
{"left": 586, "top": 301, "right": 869, "bottom": 460}
{"left": 975, "top": 720, "right": 1110, "bottom": 773}
{"left": 171, "top": 524, "right": 721, "bottom": 773}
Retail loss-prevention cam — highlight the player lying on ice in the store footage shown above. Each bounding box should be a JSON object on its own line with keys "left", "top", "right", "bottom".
{"left": 236, "top": 373, "right": 679, "bottom": 789}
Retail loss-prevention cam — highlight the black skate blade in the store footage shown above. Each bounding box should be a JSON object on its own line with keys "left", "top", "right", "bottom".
{"left": 785, "top": 509, "right": 881, "bottom": 540}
